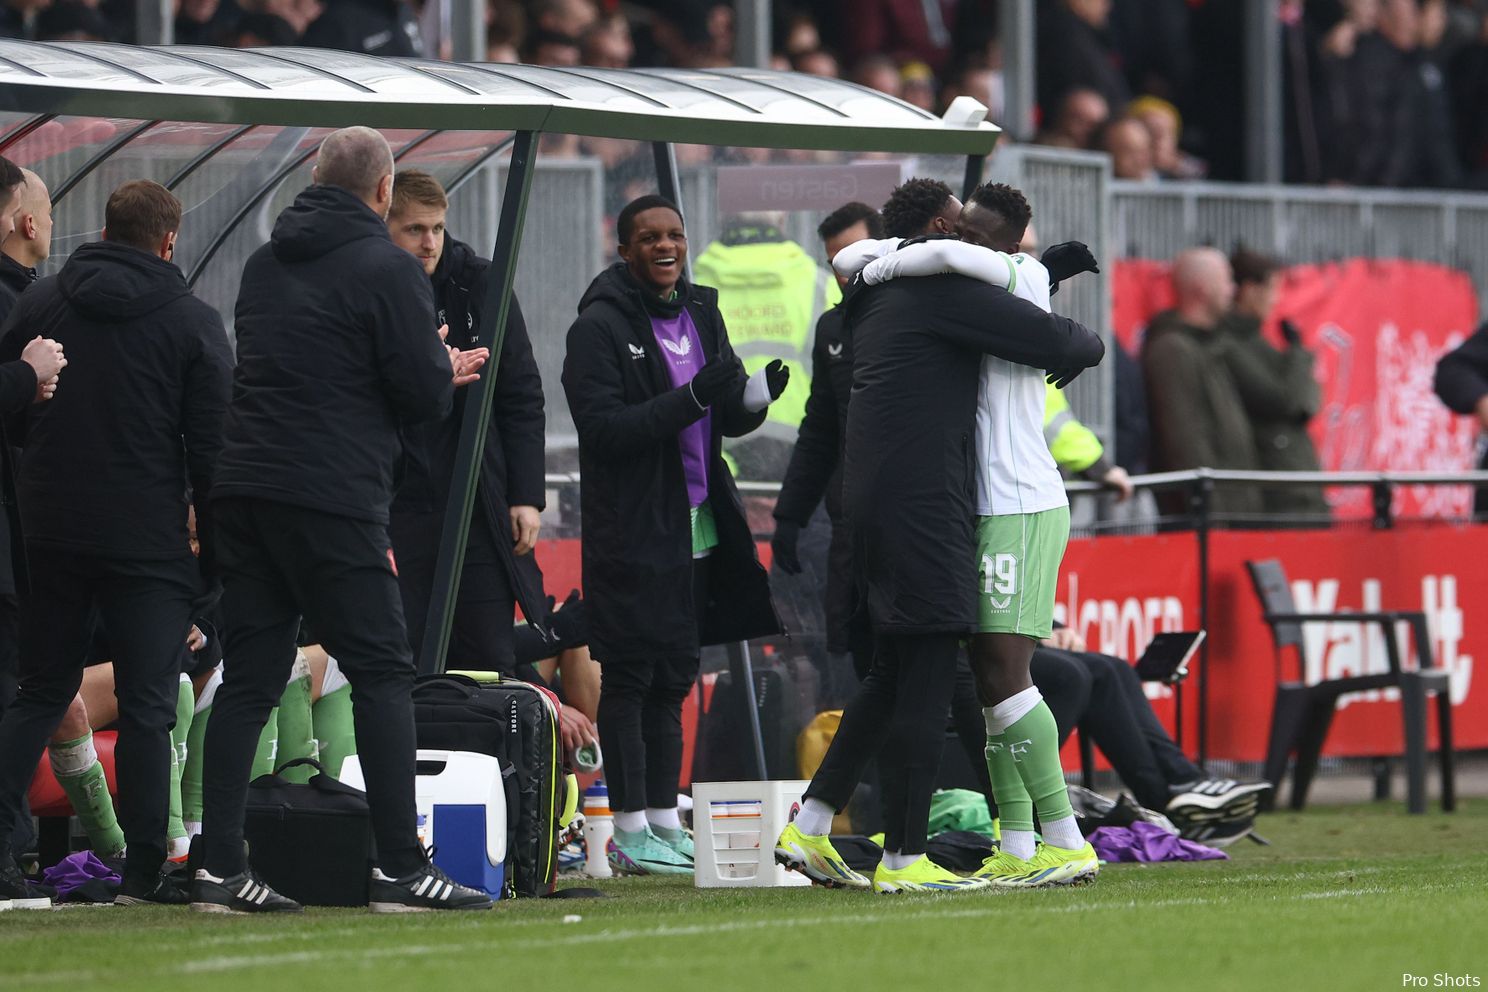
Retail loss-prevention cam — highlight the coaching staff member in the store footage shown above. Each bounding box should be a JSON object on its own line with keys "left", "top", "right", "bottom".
{"left": 0, "top": 180, "right": 227, "bottom": 906}
{"left": 194, "top": 127, "right": 491, "bottom": 914}
{"left": 385, "top": 170, "right": 547, "bottom": 674}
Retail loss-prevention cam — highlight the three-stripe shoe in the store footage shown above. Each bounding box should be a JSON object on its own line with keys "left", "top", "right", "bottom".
{"left": 1166, "top": 779, "right": 1271, "bottom": 841}
{"left": 369, "top": 862, "right": 493, "bottom": 913}
{"left": 191, "top": 868, "right": 303, "bottom": 914}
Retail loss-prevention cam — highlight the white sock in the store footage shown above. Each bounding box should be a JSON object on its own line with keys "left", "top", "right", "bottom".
{"left": 1003, "top": 829, "right": 1036, "bottom": 860}
{"left": 880, "top": 850, "right": 919, "bottom": 871}
{"left": 793, "top": 797, "right": 834, "bottom": 836}
{"left": 983, "top": 686, "right": 1043, "bottom": 736}
{"left": 646, "top": 807, "right": 681, "bottom": 831}
{"left": 614, "top": 810, "right": 648, "bottom": 834}
{"left": 1041, "top": 813, "right": 1085, "bottom": 851}
{"left": 168, "top": 836, "right": 190, "bottom": 859}
{"left": 184, "top": 820, "right": 202, "bottom": 839}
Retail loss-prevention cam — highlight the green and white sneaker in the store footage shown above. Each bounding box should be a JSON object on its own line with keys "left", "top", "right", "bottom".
{"left": 774, "top": 821, "right": 870, "bottom": 889}
{"left": 975, "top": 841, "right": 1099, "bottom": 888}
{"left": 608, "top": 826, "right": 693, "bottom": 875}
{"left": 873, "top": 856, "right": 990, "bottom": 894}
{"left": 652, "top": 824, "right": 694, "bottom": 864}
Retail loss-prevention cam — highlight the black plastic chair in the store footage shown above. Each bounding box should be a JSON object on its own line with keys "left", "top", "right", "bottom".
{"left": 1246, "top": 558, "right": 1455, "bottom": 814}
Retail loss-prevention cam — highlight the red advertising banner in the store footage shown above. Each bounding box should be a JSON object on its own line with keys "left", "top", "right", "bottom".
{"left": 1048, "top": 524, "right": 1486, "bottom": 763}
{"left": 1113, "top": 258, "right": 1481, "bottom": 519}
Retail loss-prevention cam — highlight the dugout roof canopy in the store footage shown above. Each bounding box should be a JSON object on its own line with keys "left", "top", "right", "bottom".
{"left": 0, "top": 40, "right": 1000, "bottom": 154}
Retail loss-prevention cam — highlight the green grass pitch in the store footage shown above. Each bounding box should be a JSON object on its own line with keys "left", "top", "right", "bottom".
{"left": 4, "top": 800, "right": 1485, "bottom": 992}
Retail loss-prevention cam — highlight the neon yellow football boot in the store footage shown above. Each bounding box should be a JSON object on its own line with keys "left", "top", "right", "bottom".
{"left": 872, "top": 856, "right": 991, "bottom": 894}
{"left": 774, "top": 821, "right": 871, "bottom": 889}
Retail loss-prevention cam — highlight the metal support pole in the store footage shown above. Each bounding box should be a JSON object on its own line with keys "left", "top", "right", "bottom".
{"left": 1372, "top": 479, "right": 1394, "bottom": 529}
{"left": 135, "top": 0, "right": 173, "bottom": 46}
{"left": 421, "top": 130, "right": 539, "bottom": 674}
{"left": 1194, "top": 476, "right": 1213, "bottom": 768}
{"left": 961, "top": 154, "right": 986, "bottom": 201}
{"left": 734, "top": 0, "right": 771, "bottom": 70}
{"left": 1244, "top": 0, "right": 1283, "bottom": 183}
{"left": 651, "top": 141, "right": 683, "bottom": 216}
{"left": 998, "top": 0, "right": 1035, "bottom": 139}
{"left": 448, "top": 0, "right": 483, "bottom": 64}
{"left": 726, "top": 642, "right": 771, "bottom": 780}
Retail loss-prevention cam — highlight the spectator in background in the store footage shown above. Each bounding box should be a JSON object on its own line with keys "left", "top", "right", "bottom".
{"left": 0, "top": 0, "right": 48, "bottom": 39}
{"left": 837, "top": 0, "right": 957, "bottom": 73}
{"left": 1102, "top": 117, "right": 1157, "bottom": 181}
{"left": 531, "top": 0, "right": 595, "bottom": 40}
{"left": 1218, "top": 249, "right": 1328, "bottom": 520}
{"left": 899, "top": 60, "right": 937, "bottom": 111}
{"left": 793, "top": 47, "right": 840, "bottom": 78}
{"left": 1346, "top": 0, "right": 1461, "bottom": 187}
{"left": 262, "top": 0, "right": 322, "bottom": 39}
{"left": 1433, "top": 320, "right": 1488, "bottom": 515}
{"left": 484, "top": 1, "right": 525, "bottom": 63}
{"left": 300, "top": 0, "right": 421, "bottom": 56}
{"left": 1109, "top": 0, "right": 1193, "bottom": 102}
{"left": 776, "top": 7, "right": 820, "bottom": 61}
{"left": 35, "top": 0, "right": 113, "bottom": 40}
{"left": 1034, "top": 88, "right": 1110, "bottom": 151}
{"left": 1037, "top": 0, "right": 1131, "bottom": 121}
{"left": 1128, "top": 96, "right": 1208, "bottom": 180}
{"left": 225, "top": 11, "right": 296, "bottom": 46}
{"left": 582, "top": 13, "right": 633, "bottom": 68}
{"left": 851, "top": 53, "right": 902, "bottom": 97}
{"left": 528, "top": 28, "right": 580, "bottom": 66}
{"left": 174, "top": 0, "right": 237, "bottom": 45}
{"left": 1141, "top": 247, "right": 1261, "bottom": 519}
{"left": 1449, "top": 10, "right": 1488, "bottom": 187}
{"left": 940, "top": 58, "right": 1003, "bottom": 123}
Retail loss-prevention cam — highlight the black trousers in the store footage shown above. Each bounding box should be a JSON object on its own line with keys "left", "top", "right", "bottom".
{"left": 0, "top": 552, "right": 198, "bottom": 876}
{"left": 202, "top": 499, "right": 424, "bottom": 878}
{"left": 806, "top": 632, "right": 960, "bottom": 855}
{"left": 1075, "top": 650, "right": 1202, "bottom": 809}
{"left": 391, "top": 509, "right": 516, "bottom": 676}
{"left": 597, "top": 559, "right": 708, "bottom": 815}
{"left": 0, "top": 590, "right": 31, "bottom": 853}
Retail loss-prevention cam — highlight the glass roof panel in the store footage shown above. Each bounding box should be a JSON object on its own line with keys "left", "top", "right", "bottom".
{"left": 170, "top": 45, "right": 371, "bottom": 93}
{"left": 0, "top": 42, "right": 147, "bottom": 85}
{"left": 49, "top": 43, "right": 264, "bottom": 90}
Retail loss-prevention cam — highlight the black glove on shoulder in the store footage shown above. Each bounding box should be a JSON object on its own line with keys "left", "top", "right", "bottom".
{"left": 690, "top": 357, "right": 740, "bottom": 408}
{"left": 1042, "top": 241, "right": 1100, "bottom": 296}
{"left": 764, "top": 358, "right": 790, "bottom": 400}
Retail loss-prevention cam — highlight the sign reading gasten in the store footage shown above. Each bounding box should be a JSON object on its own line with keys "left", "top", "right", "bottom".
{"left": 716, "top": 162, "right": 905, "bottom": 214}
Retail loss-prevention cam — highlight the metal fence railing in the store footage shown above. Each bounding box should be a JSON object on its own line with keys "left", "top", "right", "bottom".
{"left": 1112, "top": 179, "right": 1488, "bottom": 323}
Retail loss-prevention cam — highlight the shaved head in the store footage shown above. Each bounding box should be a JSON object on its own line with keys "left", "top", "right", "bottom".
{"left": 3, "top": 167, "right": 53, "bottom": 265}
{"left": 313, "top": 126, "right": 394, "bottom": 213}
{"left": 1172, "top": 247, "right": 1234, "bottom": 328}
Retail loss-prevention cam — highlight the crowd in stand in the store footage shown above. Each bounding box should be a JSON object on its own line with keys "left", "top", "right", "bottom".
{"left": 5, "top": 0, "right": 1488, "bottom": 189}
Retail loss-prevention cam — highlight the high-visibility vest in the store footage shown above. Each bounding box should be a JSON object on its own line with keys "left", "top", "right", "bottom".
{"left": 1044, "top": 381, "right": 1105, "bottom": 473}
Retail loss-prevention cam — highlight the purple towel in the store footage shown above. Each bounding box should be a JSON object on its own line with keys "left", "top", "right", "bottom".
{"left": 1088, "top": 821, "right": 1229, "bottom": 863}
{"left": 41, "top": 850, "right": 121, "bottom": 897}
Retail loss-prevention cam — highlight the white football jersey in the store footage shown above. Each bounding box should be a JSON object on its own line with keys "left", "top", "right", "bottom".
{"left": 844, "top": 238, "right": 1067, "bottom": 516}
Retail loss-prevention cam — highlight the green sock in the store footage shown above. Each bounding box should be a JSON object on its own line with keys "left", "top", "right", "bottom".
{"left": 1003, "top": 700, "right": 1076, "bottom": 826}
{"left": 167, "top": 676, "right": 193, "bottom": 857}
{"left": 50, "top": 732, "right": 126, "bottom": 859}
{"left": 985, "top": 732, "right": 1034, "bottom": 836}
{"left": 275, "top": 666, "right": 316, "bottom": 783}
{"left": 312, "top": 684, "right": 356, "bottom": 779}
{"left": 182, "top": 700, "right": 209, "bottom": 826}
{"left": 252, "top": 707, "right": 280, "bottom": 779}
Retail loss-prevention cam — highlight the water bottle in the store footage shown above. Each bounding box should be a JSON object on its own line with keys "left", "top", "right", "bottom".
{"left": 581, "top": 780, "right": 614, "bottom": 879}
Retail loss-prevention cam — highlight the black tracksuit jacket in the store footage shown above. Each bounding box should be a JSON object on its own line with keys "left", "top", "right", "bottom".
{"left": 214, "top": 185, "right": 453, "bottom": 524}
{"left": 562, "top": 264, "right": 780, "bottom": 661}
{"left": 0, "top": 241, "right": 232, "bottom": 562}
{"left": 841, "top": 273, "right": 1105, "bottom": 635}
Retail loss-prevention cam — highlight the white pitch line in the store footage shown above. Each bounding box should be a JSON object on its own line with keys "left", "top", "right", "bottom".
{"left": 10, "top": 881, "right": 1454, "bottom": 987}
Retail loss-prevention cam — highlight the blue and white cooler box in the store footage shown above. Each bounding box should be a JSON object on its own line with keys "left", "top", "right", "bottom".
{"left": 341, "top": 749, "right": 508, "bottom": 897}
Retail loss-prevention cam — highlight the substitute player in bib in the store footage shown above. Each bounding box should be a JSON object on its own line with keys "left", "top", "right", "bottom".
{"left": 845, "top": 183, "right": 1101, "bottom": 886}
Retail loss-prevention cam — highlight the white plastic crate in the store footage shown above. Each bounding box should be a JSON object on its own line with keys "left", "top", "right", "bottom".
{"left": 692, "top": 780, "right": 812, "bottom": 888}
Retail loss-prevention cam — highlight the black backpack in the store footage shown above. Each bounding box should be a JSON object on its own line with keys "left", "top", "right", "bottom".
{"left": 412, "top": 673, "right": 565, "bottom": 898}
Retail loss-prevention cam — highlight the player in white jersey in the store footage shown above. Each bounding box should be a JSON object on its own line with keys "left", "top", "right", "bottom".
{"left": 833, "top": 182, "right": 1102, "bottom": 886}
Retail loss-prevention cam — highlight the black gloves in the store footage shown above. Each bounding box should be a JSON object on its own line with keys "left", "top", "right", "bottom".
{"left": 1042, "top": 241, "right": 1100, "bottom": 296}
{"left": 764, "top": 358, "right": 791, "bottom": 400}
{"left": 1280, "top": 319, "right": 1303, "bottom": 346}
{"left": 1046, "top": 367, "right": 1085, "bottom": 390}
{"left": 689, "top": 357, "right": 740, "bottom": 408}
{"left": 771, "top": 518, "right": 802, "bottom": 575}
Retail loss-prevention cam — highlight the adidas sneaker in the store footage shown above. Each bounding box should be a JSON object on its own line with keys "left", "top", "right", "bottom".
{"left": 191, "top": 867, "right": 303, "bottom": 914}
{"left": 368, "top": 862, "right": 493, "bottom": 913}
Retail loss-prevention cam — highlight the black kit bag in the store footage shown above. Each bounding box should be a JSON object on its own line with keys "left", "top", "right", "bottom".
{"left": 412, "top": 672, "right": 564, "bottom": 897}
{"left": 241, "top": 757, "right": 373, "bottom": 906}
{"left": 694, "top": 655, "right": 819, "bottom": 782}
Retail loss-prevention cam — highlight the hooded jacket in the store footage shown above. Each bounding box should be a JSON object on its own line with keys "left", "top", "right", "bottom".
{"left": 841, "top": 273, "right": 1104, "bottom": 634}
{"left": 0, "top": 253, "right": 39, "bottom": 594}
{"left": 1141, "top": 310, "right": 1262, "bottom": 517}
{"left": 561, "top": 263, "right": 780, "bottom": 661}
{"left": 0, "top": 241, "right": 232, "bottom": 560}
{"left": 391, "top": 233, "right": 548, "bottom": 657}
{"left": 214, "top": 185, "right": 453, "bottom": 525}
